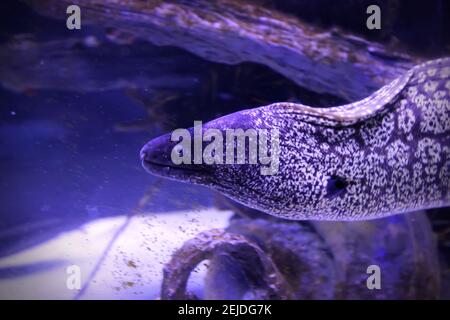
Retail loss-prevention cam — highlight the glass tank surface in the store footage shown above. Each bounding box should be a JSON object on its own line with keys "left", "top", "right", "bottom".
{"left": 0, "top": 0, "right": 449, "bottom": 301}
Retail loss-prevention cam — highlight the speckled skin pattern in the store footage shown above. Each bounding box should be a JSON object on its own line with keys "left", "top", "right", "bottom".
{"left": 141, "top": 58, "right": 449, "bottom": 221}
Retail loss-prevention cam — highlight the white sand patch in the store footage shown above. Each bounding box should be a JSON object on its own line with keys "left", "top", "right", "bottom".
{"left": 0, "top": 208, "right": 232, "bottom": 299}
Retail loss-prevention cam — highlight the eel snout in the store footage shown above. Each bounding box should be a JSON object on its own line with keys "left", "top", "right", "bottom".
{"left": 140, "top": 132, "right": 213, "bottom": 183}
{"left": 140, "top": 132, "right": 175, "bottom": 174}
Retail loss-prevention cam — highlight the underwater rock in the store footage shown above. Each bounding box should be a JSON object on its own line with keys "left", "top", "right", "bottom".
{"left": 160, "top": 229, "right": 293, "bottom": 300}
{"left": 161, "top": 211, "right": 440, "bottom": 299}
{"left": 255, "top": 0, "right": 449, "bottom": 55}
{"left": 204, "top": 218, "right": 336, "bottom": 300}
{"left": 310, "top": 211, "right": 440, "bottom": 299}
{"left": 24, "top": 0, "right": 418, "bottom": 101}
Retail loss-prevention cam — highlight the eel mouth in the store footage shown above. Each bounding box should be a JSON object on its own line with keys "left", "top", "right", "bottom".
{"left": 139, "top": 135, "right": 213, "bottom": 182}
{"left": 142, "top": 159, "right": 208, "bottom": 173}
{"left": 141, "top": 159, "right": 213, "bottom": 181}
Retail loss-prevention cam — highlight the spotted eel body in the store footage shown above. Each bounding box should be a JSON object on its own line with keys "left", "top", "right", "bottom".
{"left": 141, "top": 58, "right": 450, "bottom": 221}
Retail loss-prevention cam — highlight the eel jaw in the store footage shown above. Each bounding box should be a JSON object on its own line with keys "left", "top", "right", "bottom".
{"left": 141, "top": 158, "right": 213, "bottom": 183}
{"left": 140, "top": 135, "right": 214, "bottom": 185}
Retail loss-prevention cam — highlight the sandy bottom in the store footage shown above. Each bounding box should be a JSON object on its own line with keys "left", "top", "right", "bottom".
{"left": 0, "top": 208, "right": 232, "bottom": 299}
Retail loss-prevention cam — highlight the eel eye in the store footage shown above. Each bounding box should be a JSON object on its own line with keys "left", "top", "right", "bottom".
{"left": 326, "top": 175, "right": 348, "bottom": 197}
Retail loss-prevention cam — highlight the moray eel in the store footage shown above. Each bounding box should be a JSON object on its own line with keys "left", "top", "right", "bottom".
{"left": 141, "top": 58, "right": 450, "bottom": 221}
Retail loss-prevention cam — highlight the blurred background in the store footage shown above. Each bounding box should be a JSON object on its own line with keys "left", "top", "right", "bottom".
{"left": 0, "top": 0, "right": 448, "bottom": 299}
